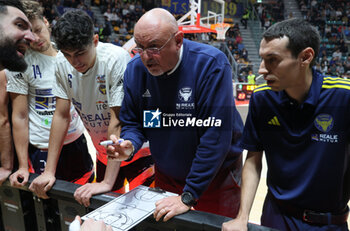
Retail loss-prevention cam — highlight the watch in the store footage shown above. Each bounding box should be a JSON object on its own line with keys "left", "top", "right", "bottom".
{"left": 181, "top": 192, "right": 197, "bottom": 207}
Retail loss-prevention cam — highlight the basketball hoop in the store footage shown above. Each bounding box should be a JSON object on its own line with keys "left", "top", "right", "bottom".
{"left": 177, "top": 0, "right": 226, "bottom": 36}
{"left": 213, "top": 23, "right": 231, "bottom": 40}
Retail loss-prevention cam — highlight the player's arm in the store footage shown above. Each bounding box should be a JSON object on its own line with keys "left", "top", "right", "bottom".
{"left": 106, "top": 49, "right": 135, "bottom": 160}
{"left": 0, "top": 71, "right": 13, "bottom": 185}
{"left": 8, "top": 92, "right": 30, "bottom": 187}
{"left": 74, "top": 106, "right": 122, "bottom": 207}
{"left": 103, "top": 106, "right": 122, "bottom": 186}
{"left": 109, "top": 65, "right": 146, "bottom": 160}
{"left": 106, "top": 107, "right": 134, "bottom": 160}
{"left": 222, "top": 151, "right": 263, "bottom": 231}
{"left": 29, "top": 97, "right": 71, "bottom": 198}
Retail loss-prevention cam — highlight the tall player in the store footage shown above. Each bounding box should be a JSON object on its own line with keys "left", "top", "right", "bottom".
{"left": 29, "top": 10, "right": 154, "bottom": 205}
{"left": 7, "top": 0, "right": 94, "bottom": 188}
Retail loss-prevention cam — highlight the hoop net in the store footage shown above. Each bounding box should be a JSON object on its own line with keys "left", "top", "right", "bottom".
{"left": 213, "top": 23, "right": 231, "bottom": 40}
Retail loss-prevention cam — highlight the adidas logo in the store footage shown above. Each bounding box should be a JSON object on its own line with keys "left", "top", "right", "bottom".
{"left": 268, "top": 116, "right": 280, "bottom": 126}
{"left": 142, "top": 89, "right": 151, "bottom": 97}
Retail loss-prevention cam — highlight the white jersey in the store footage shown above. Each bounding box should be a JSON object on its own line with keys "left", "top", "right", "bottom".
{"left": 6, "top": 49, "right": 84, "bottom": 149}
{"left": 53, "top": 42, "right": 131, "bottom": 164}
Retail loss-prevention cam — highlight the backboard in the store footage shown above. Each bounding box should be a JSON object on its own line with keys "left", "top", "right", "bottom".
{"left": 177, "top": 0, "right": 225, "bottom": 34}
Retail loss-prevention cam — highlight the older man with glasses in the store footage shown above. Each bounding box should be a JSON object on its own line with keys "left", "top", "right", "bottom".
{"left": 107, "top": 8, "right": 244, "bottom": 221}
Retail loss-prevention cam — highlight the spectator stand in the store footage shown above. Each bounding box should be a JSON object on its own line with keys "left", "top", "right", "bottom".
{"left": 43, "top": 0, "right": 247, "bottom": 82}
{"left": 297, "top": 0, "right": 350, "bottom": 78}
{"left": 87, "top": 0, "right": 143, "bottom": 45}
{"left": 41, "top": 0, "right": 246, "bottom": 82}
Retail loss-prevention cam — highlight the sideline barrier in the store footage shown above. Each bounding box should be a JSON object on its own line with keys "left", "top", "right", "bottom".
{"left": 0, "top": 174, "right": 277, "bottom": 231}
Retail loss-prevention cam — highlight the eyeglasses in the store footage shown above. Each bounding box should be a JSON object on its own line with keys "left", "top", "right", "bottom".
{"left": 132, "top": 33, "right": 176, "bottom": 55}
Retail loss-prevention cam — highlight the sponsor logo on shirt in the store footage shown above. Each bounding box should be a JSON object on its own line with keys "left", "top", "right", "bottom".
{"left": 176, "top": 87, "right": 195, "bottom": 109}
{"left": 14, "top": 73, "right": 24, "bottom": 79}
{"left": 178, "top": 87, "right": 192, "bottom": 102}
{"left": 72, "top": 98, "right": 82, "bottom": 110}
{"left": 268, "top": 116, "right": 280, "bottom": 126}
{"left": 96, "top": 100, "right": 108, "bottom": 110}
{"left": 117, "top": 78, "right": 123, "bottom": 86}
{"left": 311, "top": 133, "right": 338, "bottom": 143}
{"left": 80, "top": 112, "right": 110, "bottom": 128}
{"left": 34, "top": 89, "right": 56, "bottom": 110}
{"left": 37, "top": 111, "right": 54, "bottom": 116}
{"left": 40, "top": 117, "right": 52, "bottom": 126}
{"left": 35, "top": 89, "right": 53, "bottom": 95}
{"left": 311, "top": 134, "right": 319, "bottom": 141}
{"left": 99, "top": 84, "right": 106, "bottom": 95}
{"left": 314, "top": 114, "right": 333, "bottom": 132}
{"left": 312, "top": 114, "right": 338, "bottom": 143}
{"left": 143, "top": 108, "right": 222, "bottom": 128}
{"left": 176, "top": 102, "right": 195, "bottom": 110}
{"left": 142, "top": 89, "right": 151, "bottom": 98}
{"left": 96, "top": 75, "right": 106, "bottom": 83}
{"left": 35, "top": 97, "right": 56, "bottom": 110}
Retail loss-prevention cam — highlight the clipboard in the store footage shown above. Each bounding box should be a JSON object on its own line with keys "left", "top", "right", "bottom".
{"left": 81, "top": 185, "right": 177, "bottom": 231}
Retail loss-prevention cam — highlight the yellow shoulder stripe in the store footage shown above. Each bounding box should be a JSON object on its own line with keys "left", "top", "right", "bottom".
{"left": 323, "top": 77, "right": 350, "bottom": 85}
{"left": 253, "top": 84, "right": 271, "bottom": 93}
{"left": 322, "top": 77, "right": 350, "bottom": 90}
{"left": 324, "top": 76, "right": 347, "bottom": 81}
{"left": 322, "top": 84, "right": 350, "bottom": 90}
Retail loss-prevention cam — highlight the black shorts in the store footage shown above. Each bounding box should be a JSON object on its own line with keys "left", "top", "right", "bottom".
{"left": 28, "top": 134, "right": 94, "bottom": 183}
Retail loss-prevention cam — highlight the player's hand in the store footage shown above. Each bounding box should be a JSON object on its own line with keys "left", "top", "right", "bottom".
{"left": 221, "top": 216, "right": 248, "bottom": 231}
{"left": 106, "top": 134, "right": 134, "bottom": 161}
{"left": 29, "top": 172, "right": 56, "bottom": 199}
{"left": 80, "top": 217, "right": 113, "bottom": 231}
{"left": 70, "top": 216, "right": 113, "bottom": 231}
{"left": 0, "top": 167, "right": 12, "bottom": 185}
{"left": 153, "top": 195, "right": 191, "bottom": 222}
{"left": 74, "top": 181, "right": 113, "bottom": 207}
{"left": 9, "top": 167, "right": 29, "bottom": 187}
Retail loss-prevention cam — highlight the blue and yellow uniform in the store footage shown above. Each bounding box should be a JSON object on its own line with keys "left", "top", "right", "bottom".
{"left": 241, "top": 70, "right": 349, "bottom": 230}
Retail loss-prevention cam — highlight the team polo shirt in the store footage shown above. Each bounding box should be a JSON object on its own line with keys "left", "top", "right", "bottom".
{"left": 241, "top": 69, "right": 350, "bottom": 213}
{"left": 53, "top": 42, "right": 131, "bottom": 164}
{"left": 120, "top": 39, "right": 243, "bottom": 199}
{"left": 6, "top": 49, "right": 84, "bottom": 149}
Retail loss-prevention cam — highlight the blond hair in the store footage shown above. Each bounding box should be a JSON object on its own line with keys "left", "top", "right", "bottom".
{"left": 22, "top": 0, "right": 43, "bottom": 20}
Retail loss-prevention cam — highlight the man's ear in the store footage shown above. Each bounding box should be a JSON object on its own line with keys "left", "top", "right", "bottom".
{"left": 174, "top": 31, "right": 184, "bottom": 49}
{"left": 93, "top": 34, "right": 99, "bottom": 47}
{"left": 299, "top": 47, "right": 315, "bottom": 66}
{"left": 43, "top": 17, "right": 50, "bottom": 27}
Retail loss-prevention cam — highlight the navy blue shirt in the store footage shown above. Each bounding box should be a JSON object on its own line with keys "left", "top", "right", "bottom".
{"left": 120, "top": 39, "right": 243, "bottom": 199}
{"left": 241, "top": 70, "right": 350, "bottom": 213}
